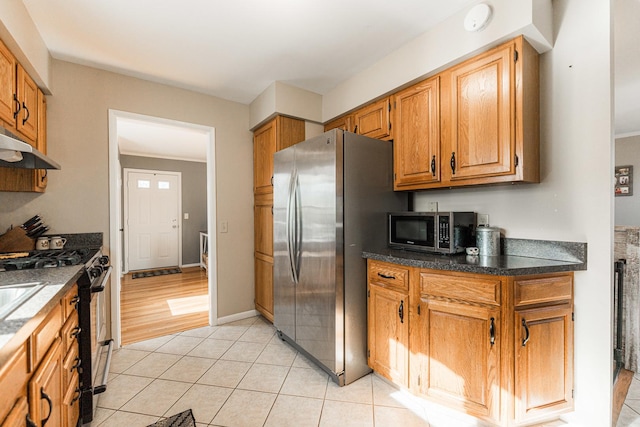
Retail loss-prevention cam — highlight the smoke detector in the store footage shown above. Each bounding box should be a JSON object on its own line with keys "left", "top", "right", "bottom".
{"left": 464, "top": 3, "right": 493, "bottom": 32}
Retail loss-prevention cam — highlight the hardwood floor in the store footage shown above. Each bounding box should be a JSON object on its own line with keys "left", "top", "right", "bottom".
{"left": 614, "top": 368, "right": 634, "bottom": 426}
{"left": 121, "top": 266, "right": 209, "bottom": 346}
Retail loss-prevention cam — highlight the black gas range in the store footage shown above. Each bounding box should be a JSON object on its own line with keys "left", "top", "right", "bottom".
{"left": 0, "top": 248, "right": 99, "bottom": 271}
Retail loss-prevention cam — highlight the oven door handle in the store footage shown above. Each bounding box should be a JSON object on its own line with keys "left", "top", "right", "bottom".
{"left": 92, "top": 339, "right": 114, "bottom": 395}
{"left": 90, "top": 266, "right": 112, "bottom": 293}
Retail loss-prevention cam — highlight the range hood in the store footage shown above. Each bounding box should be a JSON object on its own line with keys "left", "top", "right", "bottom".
{"left": 0, "top": 127, "right": 60, "bottom": 170}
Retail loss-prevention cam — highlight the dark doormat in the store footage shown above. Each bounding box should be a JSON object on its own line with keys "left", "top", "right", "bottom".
{"left": 132, "top": 267, "right": 182, "bottom": 279}
{"left": 147, "top": 409, "right": 195, "bottom": 427}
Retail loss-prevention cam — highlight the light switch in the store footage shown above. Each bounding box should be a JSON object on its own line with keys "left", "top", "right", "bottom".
{"left": 183, "top": 213, "right": 189, "bottom": 220}
{"left": 220, "top": 221, "right": 228, "bottom": 233}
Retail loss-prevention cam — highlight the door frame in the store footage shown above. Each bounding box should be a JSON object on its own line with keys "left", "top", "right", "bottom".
{"left": 123, "top": 168, "right": 183, "bottom": 273}
{"left": 108, "top": 109, "right": 218, "bottom": 349}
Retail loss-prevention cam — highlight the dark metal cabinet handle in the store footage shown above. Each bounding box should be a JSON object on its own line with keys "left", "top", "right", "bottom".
{"left": 377, "top": 272, "right": 396, "bottom": 280}
{"left": 26, "top": 413, "right": 37, "bottom": 427}
{"left": 431, "top": 155, "right": 436, "bottom": 176}
{"left": 71, "top": 356, "right": 82, "bottom": 373}
{"left": 522, "top": 318, "right": 530, "bottom": 346}
{"left": 71, "top": 387, "right": 82, "bottom": 403}
{"left": 71, "top": 326, "right": 82, "bottom": 339}
{"left": 399, "top": 300, "right": 404, "bottom": 324}
{"left": 450, "top": 152, "right": 456, "bottom": 174}
{"left": 22, "top": 102, "right": 30, "bottom": 125}
{"left": 41, "top": 388, "right": 53, "bottom": 426}
{"left": 13, "top": 94, "right": 20, "bottom": 119}
{"left": 489, "top": 317, "right": 495, "bottom": 346}
{"left": 70, "top": 295, "right": 80, "bottom": 311}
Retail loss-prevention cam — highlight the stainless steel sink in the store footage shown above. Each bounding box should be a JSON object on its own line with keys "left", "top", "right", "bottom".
{"left": 0, "top": 282, "right": 45, "bottom": 320}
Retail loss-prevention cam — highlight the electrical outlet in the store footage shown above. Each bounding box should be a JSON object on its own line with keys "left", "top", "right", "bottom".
{"left": 427, "top": 202, "right": 438, "bottom": 212}
{"left": 220, "top": 221, "right": 228, "bottom": 233}
{"left": 478, "top": 214, "right": 489, "bottom": 226}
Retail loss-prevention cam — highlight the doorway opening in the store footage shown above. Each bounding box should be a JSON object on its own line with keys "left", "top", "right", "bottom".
{"left": 108, "top": 110, "right": 217, "bottom": 348}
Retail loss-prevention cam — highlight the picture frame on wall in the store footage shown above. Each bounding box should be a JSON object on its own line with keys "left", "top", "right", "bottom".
{"left": 615, "top": 165, "right": 633, "bottom": 197}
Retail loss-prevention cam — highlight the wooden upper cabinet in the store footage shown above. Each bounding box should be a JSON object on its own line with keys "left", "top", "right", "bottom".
{"left": 0, "top": 39, "right": 16, "bottom": 127}
{"left": 324, "top": 115, "right": 352, "bottom": 133}
{"left": 253, "top": 115, "right": 305, "bottom": 195}
{"left": 440, "top": 36, "right": 539, "bottom": 187}
{"left": 393, "top": 77, "right": 441, "bottom": 189}
{"left": 33, "top": 88, "right": 48, "bottom": 192}
{"left": 353, "top": 97, "right": 392, "bottom": 140}
{"left": 443, "top": 40, "right": 514, "bottom": 181}
{"left": 16, "top": 64, "right": 38, "bottom": 144}
{"left": 253, "top": 119, "right": 277, "bottom": 195}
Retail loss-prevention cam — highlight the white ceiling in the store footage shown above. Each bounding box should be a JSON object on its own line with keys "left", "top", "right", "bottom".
{"left": 18, "top": 0, "right": 640, "bottom": 161}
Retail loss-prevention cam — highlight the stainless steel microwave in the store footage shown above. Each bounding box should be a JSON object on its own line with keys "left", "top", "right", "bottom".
{"left": 388, "top": 212, "right": 476, "bottom": 254}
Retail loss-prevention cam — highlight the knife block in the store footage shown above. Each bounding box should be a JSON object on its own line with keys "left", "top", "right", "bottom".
{"left": 0, "top": 227, "right": 35, "bottom": 252}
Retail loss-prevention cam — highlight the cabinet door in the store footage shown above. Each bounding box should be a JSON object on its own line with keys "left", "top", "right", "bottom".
{"left": 254, "top": 254, "right": 273, "bottom": 322}
{"left": 16, "top": 64, "right": 38, "bottom": 144}
{"left": 443, "top": 41, "right": 515, "bottom": 182}
{"left": 2, "top": 397, "right": 29, "bottom": 427}
{"left": 421, "top": 298, "right": 500, "bottom": 421}
{"left": 253, "top": 119, "right": 276, "bottom": 195}
{"left": 393, "top": 77, "right": 441, "bottom": 189}
{"left": 0, "top": 39, "right": 16, "bottom": 126}
{"left": 515, "top": 305, "right": 573, "bottom": 424}
{"left": 367, "top": 284, "right": 409, "bottom": 386}
{"left": 29, "top": 338, "right": 63, "bottom": 427}
{"left": 353, "top": 98, "right": 391, "bottom": 140}
{"left": 275, "top": 116, "right": 305, "bottom": 151}
{"left": 35, "top": 88, "right": 47, "bottom": 191}
{"left": 254, "top": 193, "right": 273, "bottom": 257}
{"left": 254, "top": 192, "right": 274, "bottom": 322}
{"left": 324, "top": 115, "right": 352, "bottom": 133}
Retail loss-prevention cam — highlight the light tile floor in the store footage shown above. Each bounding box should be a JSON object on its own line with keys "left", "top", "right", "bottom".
{"left": 90, "top": 316, "right": 564, "bottom": 427}
{"left": 619, "top": 374, "right": 640, "bottom": 426}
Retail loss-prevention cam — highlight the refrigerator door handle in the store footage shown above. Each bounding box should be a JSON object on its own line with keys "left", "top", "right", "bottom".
{"left": 293, "top": 173, "right": 302, "bottom": 281}
{"left": 287, "top": 169, "right": 299, "bottom": 284}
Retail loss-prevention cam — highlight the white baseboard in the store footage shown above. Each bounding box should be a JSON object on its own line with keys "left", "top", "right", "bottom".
{"left": 180, "top": 263, "right": 200, "bottom": 268}
{"left": 217, "top": 309, "right": 260, "bottom": 325}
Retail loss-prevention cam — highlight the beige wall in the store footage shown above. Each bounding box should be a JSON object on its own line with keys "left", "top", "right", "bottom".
{"left": 0, "top": 59, "right": 255, "bottom": 319}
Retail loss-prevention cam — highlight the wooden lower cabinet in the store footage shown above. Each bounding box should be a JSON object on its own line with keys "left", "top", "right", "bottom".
{"left": 420, "top": 298, "right": 501, "bottom": 420}
{"left": 2, "top": 397, "right": 30, "bottom": 427}
{"left": 254, "top": 254, "right": 274, "bottom": 322}
{"left": 0, "top": 285, "right": 80, "bottom": 427}
{"left": 514, "top": 305, "right": 573, "bottom": 424}
{"left": 29, "top": 337, "right": 63, "bottom": 427}
{"left": 367, "top": 283, "right": 409, "bottom": 386}
{"left": 366, "top": 260, "right": 574, "bottom": 426}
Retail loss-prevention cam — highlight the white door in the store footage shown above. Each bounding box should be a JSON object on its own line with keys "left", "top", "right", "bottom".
{"left": 126, "top": 170, "right": 181, "bottom": 271}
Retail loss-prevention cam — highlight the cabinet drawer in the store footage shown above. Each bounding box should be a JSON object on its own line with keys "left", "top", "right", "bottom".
{"left": 420, "top": 272, "right": 501, "bottom": 306}
{"left": 62, "top": 370, "right": 80, "bottom": 427}
{"left": 0, "top": 343, "right": 28, "bottom": 421}
{"left": 62, "top": 284, "right": 79, "bottom": 320}
{"left": 62, "top": 342, "right": 80, "bottom": 391}
{"left": 61, "top": 311, "right": 80, "bottom": 354}
{"left": 514, "top": 274, "right": 573, "bottom": 308}
{"left": 31, "top": 303, "right": 62, "bottom": 368}
{"left": 368, "top": 260, "right": 409, "bottom": 292}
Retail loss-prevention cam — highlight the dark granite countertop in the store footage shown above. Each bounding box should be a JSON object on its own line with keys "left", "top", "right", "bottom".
{"left": 0, "top": 266, "right": 84, "bottom": 355}
{"left": 363, "top": 238, "right": 587, "bottom": 276}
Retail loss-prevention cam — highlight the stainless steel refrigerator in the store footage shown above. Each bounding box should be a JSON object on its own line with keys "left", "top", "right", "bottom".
{"left": 273, "top": 129, "right": 404, "bottom": 386}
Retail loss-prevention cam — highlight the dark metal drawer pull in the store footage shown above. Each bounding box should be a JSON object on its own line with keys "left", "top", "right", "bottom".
{"left": 377, "top": 272, "right": 396, "bottom": 280}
